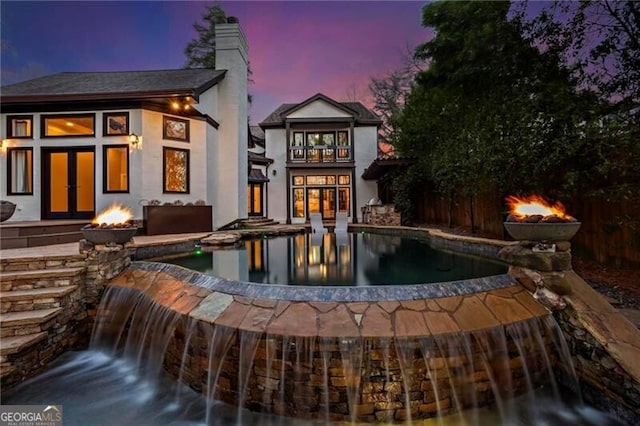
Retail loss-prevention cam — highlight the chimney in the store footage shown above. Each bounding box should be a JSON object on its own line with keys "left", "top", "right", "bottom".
{"left": 211, "top": 17, "right": 249, "bottom": 226}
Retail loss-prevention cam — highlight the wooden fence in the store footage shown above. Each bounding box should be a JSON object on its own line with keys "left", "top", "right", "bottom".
{"left": 414, "top": 189, "right": 640, "bottom": 267}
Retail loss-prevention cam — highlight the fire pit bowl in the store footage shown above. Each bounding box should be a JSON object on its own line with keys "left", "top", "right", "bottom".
{"left": 81, "top": 225, "right": 137, "bottom": 245}
{"left": 0, "top": 200, "right": 17, "bottom": 222}
{"left": 503, "top": 221, "right": 581, "bottom": 242}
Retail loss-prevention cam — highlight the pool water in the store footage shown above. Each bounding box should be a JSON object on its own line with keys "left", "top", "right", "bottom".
{"left": 167, "top": 232, "right": 507, "bottom": 286}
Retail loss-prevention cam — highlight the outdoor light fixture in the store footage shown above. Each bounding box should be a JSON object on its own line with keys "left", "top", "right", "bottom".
{"left": 129, "top": 133, "right": 142, "bottom": 149}
{"left": 170, "top": 97, "right": 195, "bottom": 112}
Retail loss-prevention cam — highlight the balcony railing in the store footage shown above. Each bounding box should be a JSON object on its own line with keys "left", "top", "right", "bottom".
{"left": 289, "top": 145, "right": 352, "bottom": 163}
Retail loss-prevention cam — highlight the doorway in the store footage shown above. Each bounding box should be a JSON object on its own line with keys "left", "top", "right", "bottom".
{"left": 247, "top": 183, "right": 263, "bottom": 216}
{"left": 42, "top": 148, "right": 95, "bottom": 220}
{"left": 307, "top": 188, "right": 336, "bottom": 219}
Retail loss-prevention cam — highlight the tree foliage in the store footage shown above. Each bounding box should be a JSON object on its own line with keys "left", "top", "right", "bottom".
{"left": 386, "top": 0, "right": 639, "bottom": 226}
{"left": 515, "top": 0, "right": 639, "bottom": 111}
{"left": 184, "top": 4, "right": 227, "bottom": 69}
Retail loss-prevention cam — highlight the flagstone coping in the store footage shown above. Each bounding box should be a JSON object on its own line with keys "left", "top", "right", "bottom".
{"left": 108, "top": 265, "right": 549, "bottom": 340}
{"left": 563, "top": 271, "right": 640, "bottom": 384}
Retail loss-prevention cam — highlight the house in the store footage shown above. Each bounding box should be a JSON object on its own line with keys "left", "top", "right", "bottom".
{"left": 260, "top": 93, "right": 381, "bottom": 224}
{"left": 0, "top": 19, "right": 248, "bottom": 229}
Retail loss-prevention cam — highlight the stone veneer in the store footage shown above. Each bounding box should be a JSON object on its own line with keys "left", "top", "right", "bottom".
{"left": 103, "top": 262, "right": 555, "bottom": 422}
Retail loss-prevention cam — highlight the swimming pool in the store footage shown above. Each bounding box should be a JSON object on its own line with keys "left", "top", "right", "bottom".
{"left": 167, "top": 232, "right": 507, "bottom": 286}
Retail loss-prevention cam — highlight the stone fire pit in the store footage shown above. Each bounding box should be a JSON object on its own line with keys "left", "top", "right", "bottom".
{"left": 504, "top": 221, "right": 582, "bottom": 242}
{"left": 81, "top": 224, "right": 137, "bottom": 245}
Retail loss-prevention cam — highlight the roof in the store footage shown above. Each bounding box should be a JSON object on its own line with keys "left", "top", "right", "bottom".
{"left": 249, "top": 125, "right": 265, "bottom": 148}
{"left": 259, "top": 93, "right": 381, "bottom": 127}
{"left": 248, "top": 168, "right": 269, "bottom": 183}
{"left": 248, "top": 151, "right": 273, "bottom": 164}
{"left": 0, "top": 69, "right": 227, "bottom": 103}
{"left": 362, "top": 158, "right": 414, "bottom": 180}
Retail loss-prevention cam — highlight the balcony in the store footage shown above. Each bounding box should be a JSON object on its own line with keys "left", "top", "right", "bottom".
{"left": 288, "top": 145, "right": 352, "bottom": 163}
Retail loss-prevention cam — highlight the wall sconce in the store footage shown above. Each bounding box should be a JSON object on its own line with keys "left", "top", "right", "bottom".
{"left": 272, "top": 169, "right": 277, "bottom": 176}
{"left": 129, "top": 133, "right": 142, "bottom": 150}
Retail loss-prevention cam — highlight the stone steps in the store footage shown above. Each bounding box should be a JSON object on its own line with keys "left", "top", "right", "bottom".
{"left": 0, "top": 267, "right": 85, "bottom": 291}
{"left": 0, "top": 307, "right": 62, "bottom": 338}
{"left": 0, "top": 286, "right": 78, "bottom": 313}
{"left": 0, "top": 332, "right": 48, "bottom": 356}
{"left": 0, "top": 255, "right": 86, "bottom": 272}
{"left": 0, "top": 221, "right": 89, "bottom": 250}
{"left": 238, "top": 217, "right": 280, "bottom": 228}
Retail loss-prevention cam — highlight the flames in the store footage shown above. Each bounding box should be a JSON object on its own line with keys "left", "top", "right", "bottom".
{"left": 506, "top": 195, "right": 575, "bottom": 223}
{"left": 92, "top": 204, "right": 133, "bottom": 226}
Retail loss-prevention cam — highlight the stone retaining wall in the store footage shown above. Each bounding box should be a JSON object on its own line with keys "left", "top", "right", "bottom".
{"left": 554, "top": 305, "right": 640, "bottom": 424}
{"left": 103, "top": 264, "right": 556, "bottom": 422}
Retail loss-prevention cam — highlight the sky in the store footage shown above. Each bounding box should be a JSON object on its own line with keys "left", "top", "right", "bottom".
{"left": 0, "top": 0, "right": 432, "bottom": 124}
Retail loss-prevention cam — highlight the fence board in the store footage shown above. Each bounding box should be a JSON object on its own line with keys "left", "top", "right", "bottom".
{"left": 414, "top": 190, "right": 639, "bottom": 267}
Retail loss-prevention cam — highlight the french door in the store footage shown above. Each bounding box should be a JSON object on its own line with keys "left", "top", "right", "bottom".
{"left": 42, "top": 147, "right": 95, "bottom": 220}
{"left": 247, "top": 183, "right": 263, "bottom": 216}
{"left": 307, "top": 188, "right": 336, "bottom": 220}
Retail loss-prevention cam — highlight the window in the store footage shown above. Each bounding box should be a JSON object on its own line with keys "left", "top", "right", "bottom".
{"left": 7, "top": 115, "right": 33, "bottom": 138}
{"left": 338, "top": 175, "right": 350, "bottom": 185}
{"left": 7, "top": 148, "right": 33, "bottom": 194}
{"left": 103, "top": 145, "right": 129, "bottom": 193}
{"left": 291, "top": 132, "right": 305, "bottom": 159}
{"left": 293, "top": 188, "right": 305, "bottom": 218}
{"left": 42, "top": 114, "right": 95, "bottom": 137}
{"left": 338, "top": 188, "right": 350, "bottom": 212}
{"left": 337, "top": 131, "right": 349, "bottom": 159}
{"left": 163, "top": 147, "right": 189, "bottom": 193}
{"left": 163, "top": 116, "right": 189, "bottom": 142}
{"left": 103, "top": 112, "right": 129, "bottom": 136}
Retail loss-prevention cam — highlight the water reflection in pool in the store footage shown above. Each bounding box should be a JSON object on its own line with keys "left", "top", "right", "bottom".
{"left": 168, "top": 232, "right": 507, "bottom": 286}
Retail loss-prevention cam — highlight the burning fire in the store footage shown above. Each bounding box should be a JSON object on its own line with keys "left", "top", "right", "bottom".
{"left": 505, "top": 195, "right": 576, "bottom": 223}
{"left": 92, "top": 204, "right": 133, "bottom": 226}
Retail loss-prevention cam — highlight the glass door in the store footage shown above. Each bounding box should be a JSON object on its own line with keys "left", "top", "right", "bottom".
{"left": 306, "top": 188, "right": 335, "bottom": 219}
{"left": 322, "top": 188, "right": 336, "bottom": 219}
{"left": 42, "top": 148, "right": 95, "bottom": 219}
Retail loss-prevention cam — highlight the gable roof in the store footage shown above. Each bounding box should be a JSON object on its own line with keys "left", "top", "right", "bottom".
{"left": 259, "top": 93, "right": 381, "bottom": 127}
{"left": 0, "top": 69, "right": 226, "bottom": 104}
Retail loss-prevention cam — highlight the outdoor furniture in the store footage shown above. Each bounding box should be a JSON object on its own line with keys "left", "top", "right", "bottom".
{"left": 310, "top": 213, "right": 327, "bottom": 234}
{"left": 334, "top": 212, "right": 348, "bottom": 234}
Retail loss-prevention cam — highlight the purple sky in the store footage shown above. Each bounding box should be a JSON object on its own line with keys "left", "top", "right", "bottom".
{"left": 1, "top": 1, "right": 431, "bottom": 124}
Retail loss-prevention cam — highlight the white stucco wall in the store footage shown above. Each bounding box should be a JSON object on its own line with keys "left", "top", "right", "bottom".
{"left": 353, "top": 126, "right": 378, "bottom": 220}
{"left": 264, "top": 128, "right": 287, "bottom": 223}
{"left": 286, "top": 101, "right": 351, "bottom": 119}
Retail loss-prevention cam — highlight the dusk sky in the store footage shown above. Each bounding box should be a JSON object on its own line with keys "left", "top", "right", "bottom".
{"left": 1, "top": 1, "right": 432, "bottom": 124}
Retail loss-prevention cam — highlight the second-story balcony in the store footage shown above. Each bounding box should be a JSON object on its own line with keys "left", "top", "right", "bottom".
{"left": 288, "top": 145, "right": 352, "bottom": 163}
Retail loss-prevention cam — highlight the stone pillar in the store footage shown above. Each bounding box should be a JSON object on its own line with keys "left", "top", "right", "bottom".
{"left": 80, "top": 241, "right": 133, "bottom": 312}
{"left": 498, "top": 241, "right": 573, "bottom": 297}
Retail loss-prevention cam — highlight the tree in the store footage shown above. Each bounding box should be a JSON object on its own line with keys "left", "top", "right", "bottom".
{"left": 184, "top": 3, "right": 254, "bottom": 106}
{"left": 184, "top": 4, "right": 227, "bottom": 69}
{"left": 392, "top": 0, "right": 597, "bottom": 226}
{"left": 515, "top": 0, "right": 639, "bottom": 111}
{"left": 514, "top": 0, "right": 640, "bottom": 200}
{"left": 368, "top": 51, "right": 425, "bottom": 139}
